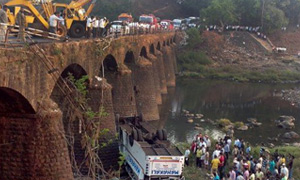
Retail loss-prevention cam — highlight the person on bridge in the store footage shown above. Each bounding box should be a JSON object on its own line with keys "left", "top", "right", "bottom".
{"left": 99, "top": 17, "right": 105, "bottom": 37}
{"left": 49, "top": 12, "right": 62, "bottom": 34}
{"left": 86, "top": 16, "right": 93, "bottom": 38}
{"left": 92, "top": 16, "right": 98, "bottom": 38}
{"left": 0, "top": 5, "right": 8, "bottom": 42}
{"left": 103, "top": 17, "right": 109, "bottom": 37}
{"left": 16, "top": 7, "right": 26, "bottom": 42}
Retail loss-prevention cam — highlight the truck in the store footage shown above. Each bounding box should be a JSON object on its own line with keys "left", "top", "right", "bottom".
{"left": 118, "top": 116, "right": 185, "bottom": 180}
{"left": 139, "top": 14, "right": 160, "bottom": 32}
{"left": 118, "top": 13, "right": 133, "bottom": 23}
{"left": 4, "top": 0, "right": 97, "bottom": 38}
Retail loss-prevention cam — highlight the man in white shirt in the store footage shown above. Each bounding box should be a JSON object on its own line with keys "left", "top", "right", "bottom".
{"left": 199, "top": 138, "right": 206, "bottom": 149}
{"left": 86, "top": 16, "right": 93, "bottom": 38}
{"left": 99, "top": 18, "right": 105, "bottom": 37}
{"left": 49, "top": 12, "right": 62, "bottom": 34}
{"left": 92, "top": 16, "right": 98, "bottom": 38}
{"left": 280, "top": 163, "right": 289, "bottom": 179}
{"left": 184, "top": 148, "right": 190, "bottom": 166}
{"left": 212, "top": 148, "right": 221, "bottom": 159}
{"left": 204, "top": 135, "right": 211, "bottom": 148}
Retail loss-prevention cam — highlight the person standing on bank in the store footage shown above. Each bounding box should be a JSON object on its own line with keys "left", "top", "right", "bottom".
{"left": 0, "top": 5, "right": 8, "bottom": 41}
{"left": 16, "top": 7, "right": 26, "bottom": 42}
{"left": 49, "top": 12, "right": 61, "bottom": 34}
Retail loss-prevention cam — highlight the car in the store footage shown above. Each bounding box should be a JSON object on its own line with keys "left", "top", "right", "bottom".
{"left": 109, "top": 20, "right": 130, "bottom": 34}
{"left": 173, "top": 19, "right": 182, "bottom": 29}
{"left": 160, "top": 20, "right": 174, "bottom": 30}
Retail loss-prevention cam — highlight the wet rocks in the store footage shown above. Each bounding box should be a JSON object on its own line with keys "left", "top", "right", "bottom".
{"left": 194, "top": 126, "right": 203, "bottom": 130}
{"left": 182, "top": 109, "right": 195, "bottom": 117}
{"left": 275, "top": 116, "right": 295, "bottom": 129}
{"left": 283, "top": 131, "right": 300, "bottom": 139}
{"left": 187, "top": 119, "right": 194, "bottom": 123}
{"left": 195, "top": 114, "right": 204, "bottom": 119}
{"left": 247, "top": 118, "right": 262, "bottom": 127}
{"left": 195, "top": 123, "right": 200, "bottom": 127}
{"left": 268, "top": 137, "right": 278, "bottom": 142}
{"left": 237, "top": 125, "right": 248, "bottom": 131}
{"left": 194, "top": 123, "right": 203, "bottom": 130}
{"left": 218, "top": 118, "right": 232, "bottom": 127}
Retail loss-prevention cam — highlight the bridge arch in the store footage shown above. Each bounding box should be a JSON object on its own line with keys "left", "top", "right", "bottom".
{"left": 0, "top": 87, "right": 36, "bottom": 178}
{"left": 149, "top": 44, "right": 155, "bottom": 55}
{"left": 167, "top": 40, "right": 170, "bottom": 46}
{"left": 0, "top": 87, "right": 35, "bottom": 114}
{"left": 124, "top": 51, "right": 135, "bottom": 64}
{"left": 60, "top": 63, "right": 88, "bottom": 79}
{"left": 50, "top": 63, "right": 89, "bottom": 175}
{"left": 157, "top": 42, "right": 161, "bottom": 51}
{"left": 101, "top": 54, "right": 118, "bottom": 74}
{"left": 140, "top": 46, "right": 148, "bottom": 58}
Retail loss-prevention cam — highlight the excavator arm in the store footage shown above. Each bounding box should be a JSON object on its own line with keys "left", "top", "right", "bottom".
{"left": 5, "top": 0, "right": 50, "bottom": 29}
{"left": 68, "top": 0, "right": 92, "bottom": 9}
{"left": 85, "top": 0, "right": 96, "bottom": 17}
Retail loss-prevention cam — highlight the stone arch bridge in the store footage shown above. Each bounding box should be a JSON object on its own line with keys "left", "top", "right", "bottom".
{"left": 0, "top": 32, "right": 179, "bottom": 179}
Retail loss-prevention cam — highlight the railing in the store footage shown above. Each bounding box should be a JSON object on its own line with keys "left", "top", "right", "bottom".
{"left": 0, "top": 22, "right": 176, "bottom": 47}
{"left": 98, "top": 25, "right": 175, "bottom": 39}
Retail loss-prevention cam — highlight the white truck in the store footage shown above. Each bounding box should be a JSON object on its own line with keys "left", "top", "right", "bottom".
{"left": 118, "top": 116, "right": 185, "bottom": 180}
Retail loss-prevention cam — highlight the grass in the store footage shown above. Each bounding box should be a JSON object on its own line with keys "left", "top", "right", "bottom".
{"left": 179, "top": 65, "right": 300, "bottom": 83}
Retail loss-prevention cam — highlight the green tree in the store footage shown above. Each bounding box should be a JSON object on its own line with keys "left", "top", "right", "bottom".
{"left": 262, "top": 1, "right": 289, "bottom": 32}
{"left": 181, "top": 0, "right": 210, "bottom": 17}
{"left": 279, "top": 0, "right": 300, "bottom": 25}
{"left": 202, "top": 0, "right": 237, "bottom": 28}
{"left": 234, "top": 0, "right": 261, "bottom": 26}
{"left": 186, "top": 28, "right": 202, "bottom": 49}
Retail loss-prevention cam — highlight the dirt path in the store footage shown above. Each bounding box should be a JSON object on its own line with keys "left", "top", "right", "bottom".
{"left": 249, "top": 33, "right": 273, "bottom": 52}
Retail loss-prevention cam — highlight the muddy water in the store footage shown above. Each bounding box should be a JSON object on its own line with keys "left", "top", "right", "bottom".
{"left": 156, "top": 79, "right": 300, "bottom": 146}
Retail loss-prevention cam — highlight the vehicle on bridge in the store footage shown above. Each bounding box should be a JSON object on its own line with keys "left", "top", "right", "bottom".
{"left": 118, "top": 13, "right": 133, "bottom": 23}
{"left": 118, "top": 116, "right": 185, "bottom": 180}
{"left": 139, "top": 14, "right": 160, "bottom": 33}
{"left": 4, "top": 0, "right": 96, "bottom": 38}
{"left": 109, "top": 20, "right": 130, "bottom": 35}
{"left": 172, "top": 19, "right": 182, "bottom": 29}
{"left": 160, "top": 20, "right": 174, "bottom": 31}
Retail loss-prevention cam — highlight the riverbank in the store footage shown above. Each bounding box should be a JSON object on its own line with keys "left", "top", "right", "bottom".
{"left": 177, "top": 30, "right": 300, "bottom": 83}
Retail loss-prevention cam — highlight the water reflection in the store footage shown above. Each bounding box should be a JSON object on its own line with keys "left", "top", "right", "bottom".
{"left": 157, "top": 79, "right": 300, "bottom": 145}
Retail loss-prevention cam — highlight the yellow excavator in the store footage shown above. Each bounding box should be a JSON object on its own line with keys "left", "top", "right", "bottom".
{"left": 4, "top": 0, "right": 96, "bottom": 38}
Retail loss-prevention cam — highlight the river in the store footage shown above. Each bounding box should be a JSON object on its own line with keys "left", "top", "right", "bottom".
{"left": 155, "top": 79, "right": 300, "bottom": 146}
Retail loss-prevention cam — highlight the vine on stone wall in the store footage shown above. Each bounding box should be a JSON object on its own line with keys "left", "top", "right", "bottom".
{"left": 66, "top": 73, "right": 113, "bottom": 180}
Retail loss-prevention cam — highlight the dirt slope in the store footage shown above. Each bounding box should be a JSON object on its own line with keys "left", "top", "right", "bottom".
{"left": 201, "top": 31, "right": 300, "bottom": 74}
{"left": 269, "top": 28, "right": 300, "bottom": 54}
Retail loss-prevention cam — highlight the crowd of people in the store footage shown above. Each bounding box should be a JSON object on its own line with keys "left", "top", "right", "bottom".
{"left": 184, "top": 133, "right": 296, "bottom": 180}
{"left": 207, "top": 25, "right": 268, "bottom": 41}
{"left": 86, "top": 16, "right": 110, "bottom": 38}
